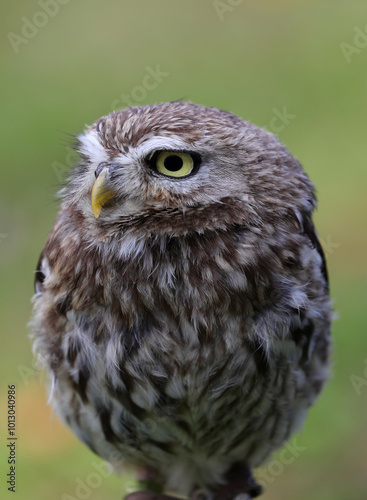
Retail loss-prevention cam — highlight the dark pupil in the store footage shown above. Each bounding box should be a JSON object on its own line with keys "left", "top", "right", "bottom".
{"left": 163, "top": 155, "right": 183, "bottom": 171}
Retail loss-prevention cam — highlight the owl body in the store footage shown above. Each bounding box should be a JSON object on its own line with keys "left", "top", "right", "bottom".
{"left": 31, "top": 102, "right": 331, "bottom": 497}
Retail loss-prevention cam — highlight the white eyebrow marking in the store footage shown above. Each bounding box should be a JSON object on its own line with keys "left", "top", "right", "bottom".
{"left": 133, "top": 135, "right": 195, "bottom": 159}
{"left": 78, "top": 130, "right": 109, "bottom": 164}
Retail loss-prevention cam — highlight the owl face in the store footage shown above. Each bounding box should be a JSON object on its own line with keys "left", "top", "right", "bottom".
{"left": 64, "top": 102, "right": 314, "bottom": 236}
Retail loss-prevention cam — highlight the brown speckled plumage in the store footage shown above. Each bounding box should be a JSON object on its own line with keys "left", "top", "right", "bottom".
{"left": 31, "top": 102, "right": 331, "bottom": 499}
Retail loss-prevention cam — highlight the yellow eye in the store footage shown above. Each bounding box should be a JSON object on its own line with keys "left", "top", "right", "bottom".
{"left": 155, "top": 151, "right": 194, "bottom": 178}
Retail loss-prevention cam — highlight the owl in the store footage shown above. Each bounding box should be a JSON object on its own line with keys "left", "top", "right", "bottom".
{"left": 31, "top": 102, "right": 331, "bottom": 500}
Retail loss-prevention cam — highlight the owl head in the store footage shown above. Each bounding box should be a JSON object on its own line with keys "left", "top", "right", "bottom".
{"left": 61, "top": 102, "right": 315, "bottom": 240}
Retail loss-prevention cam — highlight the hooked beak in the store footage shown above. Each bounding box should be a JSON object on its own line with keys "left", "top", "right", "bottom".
{"left": 91, "top": 168, "right": 116, "bottom": 218}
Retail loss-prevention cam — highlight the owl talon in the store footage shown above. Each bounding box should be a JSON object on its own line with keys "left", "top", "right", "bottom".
{"left": 190, "top": 488, "right": 212, "bottom": 500}
{"left": 210, "top": 464, "right": 263, "bottom": 500}
{"left": 124, "top": 493, "right": 182, "bottom": 500}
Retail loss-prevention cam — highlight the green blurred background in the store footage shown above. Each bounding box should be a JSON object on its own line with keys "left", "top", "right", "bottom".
{"left": 1, "top": 1, "right": 366, "bottom": 499}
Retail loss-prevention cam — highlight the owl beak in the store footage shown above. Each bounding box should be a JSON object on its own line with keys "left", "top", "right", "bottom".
{"left": 91, "top": 169, "right": 116, "bottom": 218}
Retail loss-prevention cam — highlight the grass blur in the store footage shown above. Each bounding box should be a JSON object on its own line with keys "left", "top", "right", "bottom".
{"left": 0, "top": 1, "right": 366, "bottom": 499}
